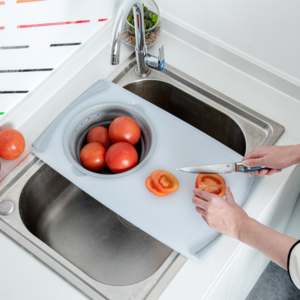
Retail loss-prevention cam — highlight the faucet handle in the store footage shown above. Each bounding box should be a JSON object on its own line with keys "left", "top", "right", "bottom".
{"left": 145, "top": 45, "right": 165, "bottom": 71}
{"left": 157, "top": 45, "right": 165, "bottom": 71}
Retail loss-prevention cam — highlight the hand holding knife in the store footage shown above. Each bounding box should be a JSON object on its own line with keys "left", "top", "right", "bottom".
{"left": 176, "top": 162, "right": 271, "bottom": 174}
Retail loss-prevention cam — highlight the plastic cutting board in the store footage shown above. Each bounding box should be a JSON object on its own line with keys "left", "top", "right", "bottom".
{"left": 32, "top": 79, "right": 253, "bottom": 262}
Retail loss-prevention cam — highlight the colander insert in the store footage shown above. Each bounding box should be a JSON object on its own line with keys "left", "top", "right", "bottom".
{"left": 63, "top": 102, "right": 156, "bottom": 178}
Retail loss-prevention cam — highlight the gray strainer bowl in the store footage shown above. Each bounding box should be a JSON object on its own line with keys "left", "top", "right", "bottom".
{"left": 63, "top": 102, "right": 156, "bottom": 178}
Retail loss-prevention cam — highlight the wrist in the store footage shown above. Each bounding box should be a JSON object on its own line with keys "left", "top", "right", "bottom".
{"left": 235, "top": 216, "right": 256, "bottom": 242}
{"left": 294, "top": 144, "right": 300, "bottom": 165}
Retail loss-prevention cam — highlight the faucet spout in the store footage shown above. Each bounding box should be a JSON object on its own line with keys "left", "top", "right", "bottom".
{"left": 110, "top": 0, "right": 146, "bottom": 64}
{"left": 110, "top": 0, "right": 165, "bottom": 77}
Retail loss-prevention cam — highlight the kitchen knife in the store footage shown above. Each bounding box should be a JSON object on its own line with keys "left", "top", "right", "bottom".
{"left": 176, "top": 162, "right": 271, "bottom": 174}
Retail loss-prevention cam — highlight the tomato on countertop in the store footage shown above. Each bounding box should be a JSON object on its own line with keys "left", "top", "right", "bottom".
{"left": 0, "top": 128, "right": 25, "bottom": 160}
{"left": 195, "top": 174, "right": 226, "bottom": 197}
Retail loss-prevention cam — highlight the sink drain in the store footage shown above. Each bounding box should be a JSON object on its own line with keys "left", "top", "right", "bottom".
{"left": 118, "top": 215, "right": 140, "bottom": 230}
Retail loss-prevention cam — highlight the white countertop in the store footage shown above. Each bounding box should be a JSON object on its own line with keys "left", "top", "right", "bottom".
{"left": 1, "top": 17, "right": 300, "bottom": 300}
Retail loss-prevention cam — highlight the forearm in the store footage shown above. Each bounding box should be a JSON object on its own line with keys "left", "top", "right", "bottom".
{"left": 292, "top": 144, "right": 300, "bottom": 165}
{"left": 238, "top": 217, "right": 297, "bottom": 270}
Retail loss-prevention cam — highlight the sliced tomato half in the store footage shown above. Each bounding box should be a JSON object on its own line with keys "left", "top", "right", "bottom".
{"left": 150, "top": 170, "right": 179, "bottom": 194}
{"left": 145, "top": 176, "right": 168, "bottom": 197}
{"left": 195, "top": 174, "right": 226, "bottom": 197}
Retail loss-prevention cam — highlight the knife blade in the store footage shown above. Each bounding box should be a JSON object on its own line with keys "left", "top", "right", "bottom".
{"left": 176, "top": 162, "right": 270, "bottom": 174}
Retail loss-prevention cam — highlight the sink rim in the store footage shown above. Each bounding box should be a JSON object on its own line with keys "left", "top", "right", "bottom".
{"left": 108, "top": 53, "right": 285, "bottom": 155}
{"left": 0, "top": 153, "right": 184, "bottom": 300}
{"left": 0, "top": 54, "right": 285, "bottom": 300}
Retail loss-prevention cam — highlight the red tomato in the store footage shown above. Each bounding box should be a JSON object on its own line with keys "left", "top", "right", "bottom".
{"left": 86, "top": 126, "right": 111, "bottom": 150}
{"left": 195, "top": 174, "right": 226, "bottom": 197}
{"left": 80, "top": 142, "right": 106, "bottom": 171}
{"left": 109, "top": 116, "right": 141, "bottom": 146}
{"left": 145, "top": 176, "right": 168, "bottom": 197}
{"left": 0, "top": 128, "right": 25, "bottom": 160}
{"left": 105, "top": 142, "right": 138, "bottom": 173}
{"left": 150, "top": 170, "right": 179, "bottom": 194}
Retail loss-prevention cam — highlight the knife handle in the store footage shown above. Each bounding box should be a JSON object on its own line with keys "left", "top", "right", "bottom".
{"left": 241, "top": 166, "right": 271, "bottom": 173}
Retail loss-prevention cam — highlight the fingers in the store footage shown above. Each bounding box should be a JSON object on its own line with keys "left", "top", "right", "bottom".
{"left": 265, "top": 169, "right": 281, "bottom": 176}
{"left": 195, "top": 206, "right": 209, "bottom": 224}
{"left": 192, "top": 189, "right": 217, "bottom": 217}
{"left": 250, "top": 168, "right": 282, "bottom": 177}
{"left": 224, "top": 186, "right": 234, "bottom": 204}
{"left": 195, "top": 205, "right": 206, "bottom": 217}
{"left": 242, "top": 147, "right": 264, "bottom": 160}
{"left": 242, "top": 158, "right": 265, "bottom": 168}
{"left": 192, "top": 189, "right": 210, "bottom": 210}
{"left": 256, "top": 169, "right": 269, "bottom": 177}
{"left": 193, "top": 188, "right": 214, "bottom": 201}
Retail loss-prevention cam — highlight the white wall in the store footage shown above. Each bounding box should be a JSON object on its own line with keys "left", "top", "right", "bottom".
{"left": 158, "top": 0, "right": 300, "bottom": 86}
{"left": 0, "top": 0, "right": 121, "bottom": 117}
{"left": 1, "top": 0, "right": 299, "bottom": 118}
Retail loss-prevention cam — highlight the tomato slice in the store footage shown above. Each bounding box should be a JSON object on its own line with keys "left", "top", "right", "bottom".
{"left": 195, "top": 174, "right": 226, "bottom": 197}
{"left": 145, "top": 176, "right": 168, "bottom": 197}
{"left": 151, "top": 170, "right": 179, "bottom": 194}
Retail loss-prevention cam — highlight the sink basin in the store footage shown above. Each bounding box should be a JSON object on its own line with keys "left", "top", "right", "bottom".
{"left": 0, "top": 53, "right": 284, "bottom": 300}
{"left": 19, "top": 163, "right": 173, "bottom": 286}
{"left": 124, "top": 81, "right": 246, "bottom": 155}
{"left": 108, "top": 54, "right": 284, "bottom": 156}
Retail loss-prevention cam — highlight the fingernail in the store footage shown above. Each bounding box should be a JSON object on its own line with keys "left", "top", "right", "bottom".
{"left": 242, "top": 160, "right": 249, "bottom": 167}
{"left": 261, "top": 169, "right": 268, "bottom": 175}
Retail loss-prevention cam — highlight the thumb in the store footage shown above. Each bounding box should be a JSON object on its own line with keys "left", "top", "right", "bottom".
{"left": 225, "top": 186, "right": 235, "bottom": 204}
{"left": 242, "top": 158, "right": 264, "bottom": 168}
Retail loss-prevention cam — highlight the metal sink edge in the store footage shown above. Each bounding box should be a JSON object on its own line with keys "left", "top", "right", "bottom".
{"left": 107, "top": 53, "right": 285, "bottom": 155}
{"left": 0, "top": 53, "right": 285, "bottom": 300}
{"left": 0, "top": 153, "right": 186, "bottom": 300}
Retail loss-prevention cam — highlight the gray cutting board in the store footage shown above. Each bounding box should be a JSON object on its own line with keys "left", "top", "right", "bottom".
{"left": 32, "top": 79, "right": 253, "bottom": 262}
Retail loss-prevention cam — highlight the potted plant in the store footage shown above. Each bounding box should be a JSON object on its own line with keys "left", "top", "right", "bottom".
{"left": 122, "top": 0, "right": 161, "bottom": 47}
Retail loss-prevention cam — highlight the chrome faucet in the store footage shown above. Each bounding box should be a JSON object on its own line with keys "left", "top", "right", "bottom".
{"left": 110, "top": 0, "right": 165, "bottom": 77}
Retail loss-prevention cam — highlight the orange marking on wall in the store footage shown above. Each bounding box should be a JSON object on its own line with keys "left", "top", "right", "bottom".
{"left": 0, "top": 1, "right": 5, "bottom": 4}
{"left": 0, "top": 26, "right": 5, "bottom": 30}
{"left": 18, "top": 20, "right": 90, "bottom": 29}
{"left": 17, "top": 0, "right": 45, "bottom": 3}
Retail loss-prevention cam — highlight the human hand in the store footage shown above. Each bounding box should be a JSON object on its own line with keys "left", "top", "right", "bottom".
{"left": 192, "top": 187, "right": 249, "bottom": 239}
{"left": 242, "top": 145, "right": 300, "bottom": 177}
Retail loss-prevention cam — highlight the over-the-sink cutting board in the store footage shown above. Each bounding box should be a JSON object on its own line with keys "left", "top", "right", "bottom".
{"left": 32, "top": 79, "right": 253, "bottom": 262}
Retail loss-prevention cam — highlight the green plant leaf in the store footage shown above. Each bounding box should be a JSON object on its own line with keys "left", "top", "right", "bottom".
{"left": 151, "top": 14, "right": 158, "bottom": 24}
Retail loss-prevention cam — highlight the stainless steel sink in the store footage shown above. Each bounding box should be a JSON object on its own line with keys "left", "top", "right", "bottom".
{"left": 0, "top": 53, "right": 284, "bottom": 300}
{"left": 108, "top": 54, "right": 284, "bottom": 156}
{"left": 19, "top": 163, "right": 173, "bottom": 286}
